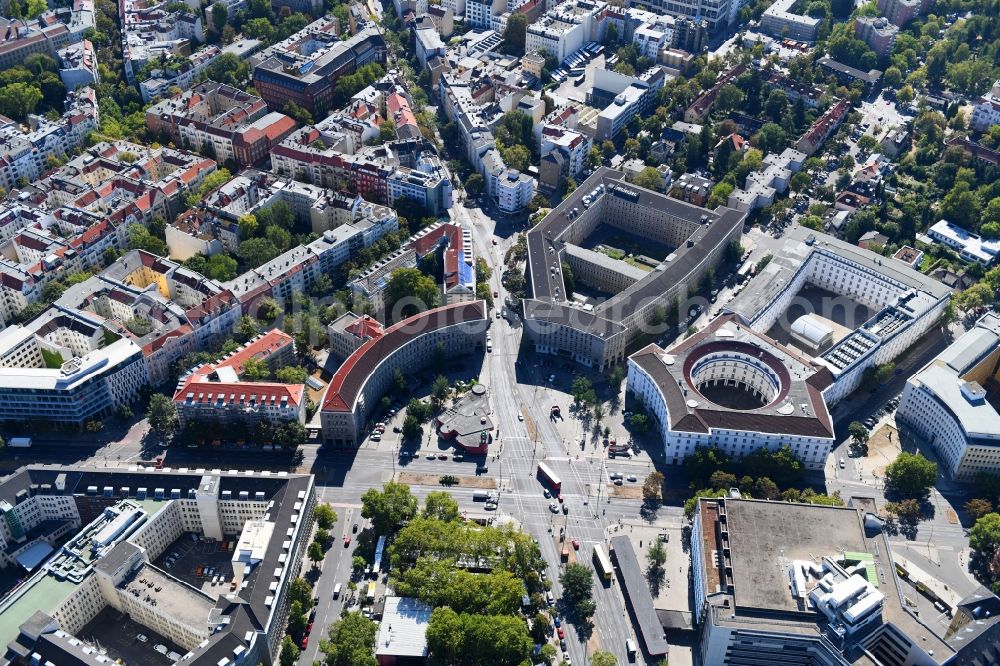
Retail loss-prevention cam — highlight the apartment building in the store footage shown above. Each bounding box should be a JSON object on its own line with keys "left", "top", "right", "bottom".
{"left": 327, "top": 312, "right": 385, "bottom": 361}
{"left": 0, "top": 87, "right": 99, "bottom": 193}
{"left": 760, "top": 0, "right": 821, "bottom": 42}
{"left": 0, "top": 4, "right": 95, "bottom": 71}
{"left": 524, "top": 0, "right": 608, "bottom": 62}
{"left": 854, "top": 16, "right": 898, "bottom": 58}
{"left": 56, "top": 39, "right": 99, "bottom": 90}
{"left": 173, "top": 330, "right": 306, "bottom": 427}
{"left": 876, "top": 0, "right": 932, "bottom": 26}
{"left": 146, "top": 83, "right": 296, "bottom": 168}
{"left": 272, "top": 121, "right": 450, "bottom": 213}
{"left": 928, "top": 219, "right": 1000, "bottom": 266}
{"left": 252, "top": 22, "right": 387, "bottom": 117}
{"left": 970, "top": 80, "right": 1000, "bottom": 133}
{"left": 626, "top": 0, "right": 734, "bottom": 33}
{"left": 53, "top": 249, "right": 240, "bottom": 386}
{"left": 592, "top": 67, "right": 667, "bottom": 141}
{"left": 538, "top": 124, "right": 591, "bottom": 192}
{"left": 0, "top": 466, "right": 316, "bottom": 666}
{"left": 320, "top": 301, "right": 488, "bottom": 446}
{"left": 121, "top": 0, "right": 204, "bottom": 84}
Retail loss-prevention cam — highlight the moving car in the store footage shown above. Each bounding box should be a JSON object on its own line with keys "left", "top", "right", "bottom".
{"left": 572, "top": 538, "right": 580, "bottom": 550}
{"left": 343, "top": 536, "right": 351, "bottom": 547}
{"left": 549, "top": 503, "right": 560, "bottom": 513}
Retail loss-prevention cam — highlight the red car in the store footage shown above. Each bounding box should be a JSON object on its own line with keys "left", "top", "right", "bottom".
{"left": 557, "top": 627, "right": 565, "bottom": 640}
{"left": 343, "top": 536, "right": 351, "bottom": 547}
{"left": 306, "top": 622, "right": 313, "bottom": 633}
{"left": 300, "top": 636, "right": 309, "bottom": 649}
{"left": 572, "top": 538, "right": 580, "bottom": 550}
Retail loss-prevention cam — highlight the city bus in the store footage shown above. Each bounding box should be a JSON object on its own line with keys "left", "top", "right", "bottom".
{"left": 593, "top": 544, "right": 613, "bottom": 583}
{"left": 537, "top": 462, "right": 562, "bottom": 493}
{"left": 373, "top": 535, "right": 386, "bottom": 575}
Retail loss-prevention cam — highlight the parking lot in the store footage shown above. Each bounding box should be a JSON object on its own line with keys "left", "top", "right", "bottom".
{"left": 153, "top": 533, "right": 238, "bottom": 596}
{"left": 78, "top": 606, "right": 183, "bottom": 665}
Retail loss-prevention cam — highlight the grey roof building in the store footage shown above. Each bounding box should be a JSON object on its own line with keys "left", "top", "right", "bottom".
{"left": 523, "top": 167, "right": 745, "bottom": 371}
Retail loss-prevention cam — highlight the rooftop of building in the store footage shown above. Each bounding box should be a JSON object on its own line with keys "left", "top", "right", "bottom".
{"left": 629, "top": 314, "right": 834, "bottom": 438}
{"left": 375, "top": 597, "right": 432, "bottom": 658}
{"left": 524, "top": 167, "right": 745, "bottom": 338}
{"left": 321, "top": 301, "right": 487, "bottom": 413}
{"left": 728, "top": 225, "right": 950, "bottom": 325}
{"left": 696, "top": 497, "right": 954, "bottom": 661}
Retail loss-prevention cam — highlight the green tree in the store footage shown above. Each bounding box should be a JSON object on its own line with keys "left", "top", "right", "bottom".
{"left": 361, "top": 481, "right": 418, "bottom": 535}
{"left": 884, "top": 452, "right": 937, "bottom": 498}
{"left": 570, "top": 376, "right": 596, "bottom": 406}
{"left": 886, "top": 498, "right": 922, "bottom": 524}
{"left": 288, "top": 577, "right": 313, "bottom": 607}
{"left": 633, "top": 166, "right": 665, "bottom": 191}
{"left": 849, "top": 421, "right": 869, "bottom": 449}
{"left": 754, "top": 122, "right": 788, "bottom": 154}
{"left": 465, "top": 173, "right": 485, "bottom": 196}
{"left": 319, "top": 612, "right": 378, "bottom": 666}
{"left": 387, "top": 267, "right": 440, "bottom": 319}
{"left": 643, "top": 471, "right": 664, "bottom": 501}
{"left": 592, "top": 651, "right": 618, "bottom": 666}
{"left": 422, "top": 491, "right": 461, "bottom": 522}
{"left": 431, "top": 374, "right": 450, "bottom": 403}
{"left": 273, "top": 421, "right": 306, "bottom": 449}
{"left": 970, "top": 513, "right": 1000, "bottom": 558}
{"left": 402, "top": 414, "right": 421, "bottom": 439}
{"left": 502, "top": 11, "right": 527, "bottom": 55}
{"left": 378, "top": 119, "right": 396, "bottom": 143}
{"left": 240, "top": 357, "right": 271, "bottom": 381}
{"left": 234, "top": 315, "right": 259, "bottom": 342}
{"left": 308, "top": 540, "right": 325, "bottom": 566}
{"left": 211, "top": 1, "right": 228, "bottom": 30}
{"left": 716, "top": 84, "right": 744, "bottom": 113}
{"left": 238, "top": 237, "right": 279, "bottom": 268}
{"left": 147, "top": 394, "right": 178, "bottom": 437}
{"left": 279, "top": 635, "right": 300, "bottom": 666}
{"left": 560, "top": 562, "right": 593, "bottom": 605}
{"left": 275, "top": 366, "right": 309, "bottom": 384}
{"left": 314, "top": 503, "right": 337, "bottom": 529}
{"left": 628, "top": 413, "right": 650, "bottom": 434}
{"left": 561, "top": 261, "right": 574, "bottom": 297}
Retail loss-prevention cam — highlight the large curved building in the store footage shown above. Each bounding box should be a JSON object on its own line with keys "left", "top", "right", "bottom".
{"left": 319, "top": 301, "right": 488, "bottom": 447}
{"left": 627, "top": 314, "right": 835, "bottom": 469}
{"left": 897, "top": 312, "right": 1000, "bottom": 480}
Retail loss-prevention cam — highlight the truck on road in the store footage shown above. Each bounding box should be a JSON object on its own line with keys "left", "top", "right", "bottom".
{"left": 472, "top": 491, "right": 495, "bottom": 502}
{"left": 8, "top": 437, "right": 31, "bottom": 448}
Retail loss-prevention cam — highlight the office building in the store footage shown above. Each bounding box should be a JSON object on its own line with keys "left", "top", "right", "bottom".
{"left": 320, "top": 301, "right": 488, "bottom": 446}
{"left": 897, "top": 313, "right": 1000, "bottom": 481}
{"left": 252, "top": 22, "right": 387, "bottom": 118}
{"left": 523, "top": 167, "right": 746, "bottom": 370}
{"left": 692, "top": 496, "right": 957, "bottom": 664}
{"left": 0, "top": 465, "right": 316, "bottom": 666}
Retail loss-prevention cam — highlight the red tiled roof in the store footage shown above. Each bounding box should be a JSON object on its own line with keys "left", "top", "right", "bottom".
{"left": 210, "top": 329, "right": 294, "bottom": 375}
{"left": 322, "top": 301, "right": 486, "bottom": 413}
{"left": 345, "top": 315, "right": 384, "bottom": 341}
{"left": 173, "top": 375, "right": 304, "bottom": 409}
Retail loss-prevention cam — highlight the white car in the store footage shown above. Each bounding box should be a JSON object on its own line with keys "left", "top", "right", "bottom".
{"left": 136, "top": 634, "right": 148, "bottom": 643}
{"left": 426, "top": 453, "right": 436, "bottom": 460}
{"left": 626, "top": 475, "right": 637, "bottom": 482}
{"left": 549, "top": 503, "right": 560, "bottom": 513}
{"left": 518, "top": 413, "right": 524, "bottom": 421}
